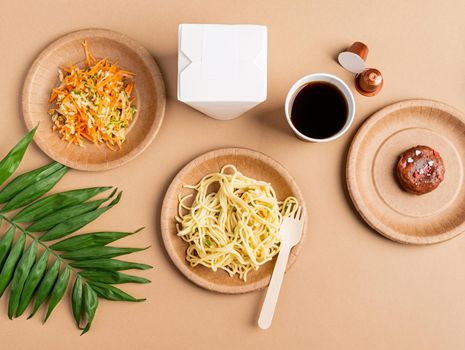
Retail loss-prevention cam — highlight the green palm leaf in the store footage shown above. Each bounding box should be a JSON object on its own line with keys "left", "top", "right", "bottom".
{"left": 71, "top": 275, "right": 83, "bottom": 327}
{"left": 0, "top": 126, "right": 36, "bottom": 186}
{"left": 13, "top": 186, "right": 112, "bottom": 222}
{"left": 61, "top": 246, "right": 149, "bottom": 260}
{"left": 1, "top": 167, "right": 69, "bottom": 212}
{"left": 50, "top": 230, "right": 142, "bottom": 251}
{"left": 28, "top": 258, "right": 60, "bottom": 319}
{"left": 0, "top": 128, "right": 152, "bottom": 334}
{"left": 0, "top": 162, "right": 62, "bottom": 204}
{"left": 69, "top": 258, "right": 152, "bottom": 271}
{"left": 88, "top": 281, "right": 145, "bottom": 302}
{"left": 16, "top": 250, "right": 50, "bottom": 317}
{"left": 0, "top": 233, "right": 26, "bottom": 296}
{"left": 41, "top": 192, "right": 122, "bottom": 241}
{"left": 8, "top": 240, "right": 38, "bottom": 319}
{"left": 0, "top": 226, "right": 16, "bottom": 270}
{"left": 81, "top": 283, "right": 98, "bottom": 335}
{"left": 78, "top": 270, "right": 151, "bottom": 284}
{"left": 27, "top": 192, "right": 116, "bottom": 232}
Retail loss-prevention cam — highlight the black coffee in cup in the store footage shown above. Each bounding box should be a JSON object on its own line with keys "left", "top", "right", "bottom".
{"left": 290, "top": 81, "right": 348, "bottom": 139}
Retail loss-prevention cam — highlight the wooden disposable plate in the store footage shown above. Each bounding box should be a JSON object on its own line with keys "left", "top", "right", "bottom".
{"left": 347, "top": 99, "right": 465, "bottom": 244}
{"left": 160, "top": 148, "right": 307, "bottom": 294}
{"left": 22, "top": 28, "right": 165, "bottom": 171}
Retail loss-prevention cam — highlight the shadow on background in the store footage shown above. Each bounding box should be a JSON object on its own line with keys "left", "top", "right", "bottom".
{"left": 253, "top": 106, "right": 296, "bottom": 140}
{"left": 153, "top": 51, "right": 177, "bottom": 101}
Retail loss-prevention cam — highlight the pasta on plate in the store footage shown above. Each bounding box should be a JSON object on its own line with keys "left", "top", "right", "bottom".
{"left": 176, "top": 165, "right": 299, "bottom": 281}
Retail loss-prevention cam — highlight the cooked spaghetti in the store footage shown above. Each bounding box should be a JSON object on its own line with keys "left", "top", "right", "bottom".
{"left": 48, "top": 41, "right": 137, "bottom": 149}
{"left": 176, "top": 165, "right": 299, "bottom": 281}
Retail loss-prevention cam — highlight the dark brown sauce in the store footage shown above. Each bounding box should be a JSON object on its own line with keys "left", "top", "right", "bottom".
{"left": 291, "top": 81, "right": 348, "bottom": 139}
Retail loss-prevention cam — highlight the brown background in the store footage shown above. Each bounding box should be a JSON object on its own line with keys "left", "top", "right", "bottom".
{"left": 1, "top": 0, "right": 465, "bottom": 349}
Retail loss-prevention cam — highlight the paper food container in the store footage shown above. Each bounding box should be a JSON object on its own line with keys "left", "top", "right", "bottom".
{"left": 178, "top": 24, "right": 267, "bottom": 120}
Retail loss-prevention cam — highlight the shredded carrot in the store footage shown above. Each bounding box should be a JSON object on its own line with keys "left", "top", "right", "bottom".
{"left": 48, "top": 40, "right": 137, "bottom": 149}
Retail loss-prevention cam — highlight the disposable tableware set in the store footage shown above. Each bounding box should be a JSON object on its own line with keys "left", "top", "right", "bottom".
{"left": 1, "top": 23, "right": 465, "bottom": 334}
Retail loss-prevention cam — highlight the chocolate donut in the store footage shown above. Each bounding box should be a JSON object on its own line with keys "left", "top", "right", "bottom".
{"left": 396, "top": 145, "right": 445, "bottom": 195}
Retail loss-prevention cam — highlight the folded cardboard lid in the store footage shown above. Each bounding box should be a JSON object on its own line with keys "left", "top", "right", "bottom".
{"left": 178, "top": 24, "right": 267, "bottom": 102}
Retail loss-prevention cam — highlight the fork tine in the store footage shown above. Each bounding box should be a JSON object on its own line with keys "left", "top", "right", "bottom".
{"left": 295, "top": 206, "right": 302, "bottom": 220}
{"left": 285, "top": 202, "right": 294, "bottom": 217}
{"left": 293, "top": 203, "right": 298, "bottom": 217}
{"left": 288, "top": 202, "right": 295, "bottom": 217}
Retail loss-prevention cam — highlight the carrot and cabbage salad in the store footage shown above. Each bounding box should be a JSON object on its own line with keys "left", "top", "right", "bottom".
{"left": 48, "top": 41, "right": 137, "bottom": 150}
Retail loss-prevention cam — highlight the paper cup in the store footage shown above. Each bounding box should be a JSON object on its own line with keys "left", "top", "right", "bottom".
{"left": 285, "top": 73, "right": 355, "bottom": 142}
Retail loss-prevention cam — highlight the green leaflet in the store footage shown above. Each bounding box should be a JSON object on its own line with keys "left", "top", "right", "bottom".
{"left": 27, "top": 193, "right": 114, "bottom": 232}
{"left": 0, "top": 162, "right": 62, "bottom": 204}
{"left": 41, "top": 192, "right": 122, "bottom": 241}
{"left": 13, "top": 186, "right": 112, "bottom": 223}
{"left": 81, "top": 284, "right": 98, "bottom": 335}
{"left": 8, "top": 240, "right": 38, "bottom": 319}
{"left": 0, "top": 226, "right": 16, "bottom": 270}
{"left": 0, "top": 233, "right": 26, "bottom": 297}
{"left": 71, "top": 275, "right": 83, "bottom": 328}
{"left": 44, "top": 265, "right": 71, "bottom": 322}
{"left": 50, "top": 229, "right": 141, "bottom": 251}
{"left": 29, "top": 259, "right": 60, "bottom": 319}
{"left": 70, "top": 258, "right": 152, "bottom": 271}
{"left": 87, "top": 281, "right": 145, "bottom": 302}
{"left": 61, "top": 246, "right": 149, "bottom": 261}
{"left": 78, "top": 270, "right": 150, "bottom": 284}
{"left": 16, "top": 250, "right": 50, "bottom": 317}
{"left": 0, "top": 129, "right": 152, "bottom": 334}
{"left": 1, "top": 167, "right": 69, "bottom": 212}
{"left": 0, "top": 126, "right": 37, "bottom": 187}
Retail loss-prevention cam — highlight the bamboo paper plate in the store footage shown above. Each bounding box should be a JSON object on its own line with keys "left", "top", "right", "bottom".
{"left": 160, "top": 148, "right": 307, "bottom": 293}
{"left": 347, "top": 99, "right": 465, "bottom": 244}
{"left": 22, "top": 28, "right": 165, "bottom": 171}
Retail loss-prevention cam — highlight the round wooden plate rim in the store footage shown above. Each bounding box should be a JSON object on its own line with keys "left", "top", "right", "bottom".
{"left": 347, "top": 99, "right": 465, "bottom": 244}
{"left": 22, "top": 28, "right": 166, "bottom": 171}
{"left": 160, "top": 148, "right": 307, "bottom": 294}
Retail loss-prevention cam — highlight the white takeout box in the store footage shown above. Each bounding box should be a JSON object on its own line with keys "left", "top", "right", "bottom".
{"left": 178, "top": 24, "right": 267, "bottom": 120}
